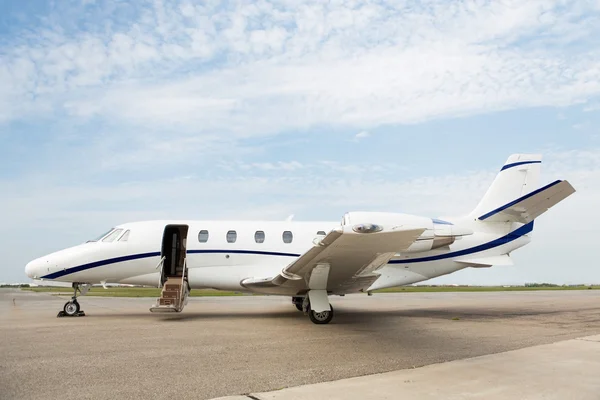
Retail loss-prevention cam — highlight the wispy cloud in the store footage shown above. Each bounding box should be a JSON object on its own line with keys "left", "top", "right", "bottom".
{"left": 2, "top": 1, "right": 600, "bottom": 141}
{"left": 2, "top": 0, "right": 600, "bottom": 284}
{"left": 584, "top": 103, "right": 600, "bottom": 112}
{"left": 354, "top": 131, "right": 371, "bottom": 141}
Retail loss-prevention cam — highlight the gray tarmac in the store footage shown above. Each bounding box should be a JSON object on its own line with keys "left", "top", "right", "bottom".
{"left": 1, "top": 289, "right": 600, "bottom": 400}
{"left": 216, "top": 334, "right": 600, "bottom": 400}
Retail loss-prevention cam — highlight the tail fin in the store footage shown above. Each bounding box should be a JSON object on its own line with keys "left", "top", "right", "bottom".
{"left": 468, "top": 154, "right": 542, "bottom": 220}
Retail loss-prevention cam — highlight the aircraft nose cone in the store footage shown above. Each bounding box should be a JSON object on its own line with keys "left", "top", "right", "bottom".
{"left": 25, "top": 260, "right": 35, "bottom": 278}
{"left": 25, "top": 259, "right": 42, "bottom": 279}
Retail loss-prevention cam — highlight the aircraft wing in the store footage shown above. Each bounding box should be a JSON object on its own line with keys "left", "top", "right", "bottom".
{"left": 478, "top": 180, "right": 576, "bottom": 224}
{"left": 241, "top": 225, "right": 426, "bottom": 295}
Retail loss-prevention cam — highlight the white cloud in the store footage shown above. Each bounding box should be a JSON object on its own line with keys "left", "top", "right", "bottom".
{"left": 572, "top": 122, "right": 589, "bottom": 130}
{"left": 2, "top": 1, "right": 600, "bottom": 286}
{"left": 1, "top": 0, "right": 600, "bottom": 144}
{"left": 584, "top": 103, "right": 600, "bottom": 112}
{"left": 354, "top": 131, "right": 371, "bottom": 141}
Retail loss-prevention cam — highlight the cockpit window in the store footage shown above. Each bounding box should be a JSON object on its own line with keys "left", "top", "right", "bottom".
{"left": 88, "top": 228, "right": 115, "bottom": 242}
{"left": 102, "top": 229, "right": 124, "bottom": 243}
{"left": 118, "top": 230, "right": 130, "bottom": 242}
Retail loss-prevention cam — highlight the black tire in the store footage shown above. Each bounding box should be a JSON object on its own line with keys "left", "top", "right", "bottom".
{"left": 63, "top": 301, "right": 80, "bottom": 316}
{"left": 292, "top": 296, "right": 304, "bottom": 311}
{"left": 308, "top": 305, "right": 334, "bottom": 325}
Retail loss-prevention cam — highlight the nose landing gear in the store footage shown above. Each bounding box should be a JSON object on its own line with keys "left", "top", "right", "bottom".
{"left": 57, "top": 283, "right": 90, "bottom": 317}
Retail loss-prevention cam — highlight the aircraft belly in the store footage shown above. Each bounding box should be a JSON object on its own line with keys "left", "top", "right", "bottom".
{"left": 188, "top": 264, "right": 286, "bottom": 291}
{"left": 119, "top": 272, "right": 160, "bottom": 287}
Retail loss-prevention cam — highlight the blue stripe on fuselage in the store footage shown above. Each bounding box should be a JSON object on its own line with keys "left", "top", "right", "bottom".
{"left": 389, "top": 221, "right": 533, "bottom": 264}
{"left": 186, "top": 249, "right": 301, "bottom": 257}
{"left": 40, "top": 252, "right": 162, "bottom": 280}
{"left": 40, "top": 249, "right": 300, "bottom": 280}
{"left": 40, "top": 222, "right": 534, "bottom": 279}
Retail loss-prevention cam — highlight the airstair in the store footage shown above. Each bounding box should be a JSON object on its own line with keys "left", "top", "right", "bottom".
{"left": 150, "top": 257, "right": 190, "bottom": 313}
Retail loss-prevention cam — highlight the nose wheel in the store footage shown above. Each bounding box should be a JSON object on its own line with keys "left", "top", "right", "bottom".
{"left": 57, "top": 283, "right": 89, "bottom": 317}
{"left": 63, "top": 300, "right": 80, "bottom": 316}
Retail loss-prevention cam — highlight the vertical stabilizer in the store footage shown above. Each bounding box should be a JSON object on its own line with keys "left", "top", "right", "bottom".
{"left": 469, "top": 154, "right": 542, "bottom": 220}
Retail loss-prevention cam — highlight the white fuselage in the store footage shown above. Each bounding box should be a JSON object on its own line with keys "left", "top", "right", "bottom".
{"left": 25, "top": 215, "right": 532, "bottom": 296}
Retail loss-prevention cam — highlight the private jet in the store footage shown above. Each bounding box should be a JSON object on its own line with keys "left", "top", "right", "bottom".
{"left": 25, "top": 154, "right": 575, "bottom": 324}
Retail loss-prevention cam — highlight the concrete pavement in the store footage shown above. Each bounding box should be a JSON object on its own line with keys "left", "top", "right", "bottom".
{"left": 2, "top": 289, "right": 600, "bottom": 400}
{"left": 215, "top": 335, "right": 600, "bottom": 400}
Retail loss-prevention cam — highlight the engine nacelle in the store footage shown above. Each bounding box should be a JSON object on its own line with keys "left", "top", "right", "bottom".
{"left": 342, "top": 212, "right": 472, "bottom": 254}
{"left": 342, "top": 212, "right": 433, "bottom": 233}
{"left": 403, "top": 221, "right": 473, "bottom": 253}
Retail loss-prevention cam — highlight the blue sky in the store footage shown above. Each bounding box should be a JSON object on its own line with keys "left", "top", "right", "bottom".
{"left": 1, "top": 0, "right": 599, "bottom": 284}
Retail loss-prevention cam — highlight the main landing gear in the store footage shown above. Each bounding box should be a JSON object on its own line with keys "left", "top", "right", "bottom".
{"left": 57, "top": 283, "right": 90, "bottom": 317}
{"left": 292, "top": 295, "right": 335, "bottom": 325}
{"left": 292, "top": 296, "right": 303, "bottom": 312}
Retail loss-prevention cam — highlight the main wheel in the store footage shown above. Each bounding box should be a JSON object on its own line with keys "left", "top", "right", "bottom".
{"left": 308, "top": 305, "right": 334, "bottom": 325}
{"left": 295, "top": 303, "right": 303, "bottom": 312}
{"left": 63, "top": 301, "right": 80, "bottom": 316}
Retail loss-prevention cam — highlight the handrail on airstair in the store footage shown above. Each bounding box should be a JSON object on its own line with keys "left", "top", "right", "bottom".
{"left": 155, "top": 256, "right": 166, "bottom": 288}
{"left": 155, "top": 256, "right": 166, "bottom": 270}
{"left": 179, "top": 257, "right": 188, "bottom": 311}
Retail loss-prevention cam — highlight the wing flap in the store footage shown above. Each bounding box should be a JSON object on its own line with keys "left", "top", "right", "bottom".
{"left": 241, "top": 226, "right": 426, "bottom": 291}
{"left": 285, "top": 227, "right": 425, "bottom": 277}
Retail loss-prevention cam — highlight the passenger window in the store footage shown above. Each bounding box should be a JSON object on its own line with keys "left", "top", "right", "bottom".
{"left": 198, "top": 230, "right": 209, "bottom": 243}
{"left": 118, "top": 230, "right": 130, "bottom": 242}
{"left": 226, "top": 230, "right": 237, "bottom": 243}
{"left": 317, "top": 231, "right": 326, "bottom": 235}
{"left": 255, "top": 231, "right": 265, "bottom": 243}
{"left": 282, "top": 231, "right": 293, "bottom": 244}
{"left": 102, "top": 229, "right": 123, "bottom": 243}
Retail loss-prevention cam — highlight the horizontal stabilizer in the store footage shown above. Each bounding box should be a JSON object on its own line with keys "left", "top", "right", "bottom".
{"left": 455, "top": 254, "right": 514, "bottom": 268}
{"left": 478, "top": 180, "right": 575, "bottom": 224}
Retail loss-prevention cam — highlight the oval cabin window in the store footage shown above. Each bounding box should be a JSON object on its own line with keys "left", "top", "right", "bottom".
{"left": 226, "top": 230, "right": 237, "bottom": 243}
{"left": 282, "top": 231, "right": 293, "bottom": 244}
{"left": 255, "top": 231, "right": 265, "bottom": 243}
{"left": 198, "top": 230, "right": 209, "bottom": 243}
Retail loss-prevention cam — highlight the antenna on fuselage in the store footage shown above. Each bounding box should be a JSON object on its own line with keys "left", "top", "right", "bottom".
{"left": 286, "top": 214, "right": 295, "bottom": 221}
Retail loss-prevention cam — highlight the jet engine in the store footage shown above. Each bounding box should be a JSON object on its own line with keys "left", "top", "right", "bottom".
{"left": 342, "top": 211, "right": 472, "bottom": 254}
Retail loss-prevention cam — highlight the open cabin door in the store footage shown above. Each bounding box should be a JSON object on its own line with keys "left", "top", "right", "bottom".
{"left": 161, "top": 225, "right": 189, "bottom": 281}
{"left": 151, "top": 224, "right": 190, "bottom": 313}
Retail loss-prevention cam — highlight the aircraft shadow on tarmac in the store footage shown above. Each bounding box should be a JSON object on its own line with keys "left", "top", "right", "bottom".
{"left": 75, "top": 305, "right": 578, "bottom": 324}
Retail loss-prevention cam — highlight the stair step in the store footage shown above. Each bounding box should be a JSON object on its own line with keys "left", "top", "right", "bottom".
{"left": 149, "top": 306, "right": 179, "bottom": 313}
{"left": 164, "top": 282, "right": 182, "bottom": 288}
